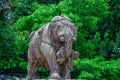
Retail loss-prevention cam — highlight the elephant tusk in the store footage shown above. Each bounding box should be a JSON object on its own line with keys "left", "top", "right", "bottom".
{"left": 72, "top": 37, "right": 76, "bottom": 41}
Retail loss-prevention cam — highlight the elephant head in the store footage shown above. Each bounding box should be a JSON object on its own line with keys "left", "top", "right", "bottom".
{"left": 49, "top": 16, "right": 78, "bottom": 58}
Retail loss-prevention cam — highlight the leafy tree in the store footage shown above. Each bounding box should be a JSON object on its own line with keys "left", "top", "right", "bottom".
{"left": 97, "top": 0, "right": 120, "bottom": 60}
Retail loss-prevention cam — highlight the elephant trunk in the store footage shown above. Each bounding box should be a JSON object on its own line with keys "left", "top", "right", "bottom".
{"left": 65, "top": 36, "right": 73, "bottom": 59}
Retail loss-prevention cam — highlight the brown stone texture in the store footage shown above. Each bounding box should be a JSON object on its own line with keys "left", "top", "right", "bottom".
{"left": 27, "top": 16, "right": 79, "bottom": 80}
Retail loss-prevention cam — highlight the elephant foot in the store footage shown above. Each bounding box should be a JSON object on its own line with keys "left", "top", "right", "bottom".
{"left": 49, "top": 73, "right": 61, "bottom": 80}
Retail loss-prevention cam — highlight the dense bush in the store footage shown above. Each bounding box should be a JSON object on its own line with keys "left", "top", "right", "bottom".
{"left": 72, "top": 56, "right": 120, "bottom": 79}
{"left": 0, "top": 21, "right": 28, "bottom": 69}
{"left": 97, "top": 0, "right": 120, "bottom": 60}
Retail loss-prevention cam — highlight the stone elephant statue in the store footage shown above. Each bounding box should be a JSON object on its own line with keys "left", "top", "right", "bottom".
{"left": 27, "top": 16, "right": 79, "bottom": 80}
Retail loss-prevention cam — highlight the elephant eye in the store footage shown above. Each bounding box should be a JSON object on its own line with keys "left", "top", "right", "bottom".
{"left": 57, "top": 23, "right": 62, "bottom": 29}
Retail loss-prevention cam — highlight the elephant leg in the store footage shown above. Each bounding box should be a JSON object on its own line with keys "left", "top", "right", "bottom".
{"left": 48, "top": 59, "right": 61, "bottom": 80}
{"left": 27, "top": 61, "right": 39, "bottom": 80}
{"left": 48, "top": 48, "right": 61, "bottom": 80}
{"left": 48, "top": 60, "right": 61, "bottom": 80}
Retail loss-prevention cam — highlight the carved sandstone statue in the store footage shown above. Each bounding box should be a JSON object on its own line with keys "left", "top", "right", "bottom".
{"left": 27, "top": 16, "right": 79, "bottom": 80}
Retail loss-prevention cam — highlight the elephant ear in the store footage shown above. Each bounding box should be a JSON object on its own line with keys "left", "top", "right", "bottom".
{"left": 48, "top": 23, "right": 53, "bottom": 36}
{"left": 49, "top": 22, "right": 60, "bottom": 40}
{"left": 38, "top": 26, "right": 45, "bottom": 36}
{"left": 29, "top": 31, "right": 35, "bottom": 40}
{"left": 72, "top": 26, "right": 78, "bottom": 36}
{"left": 37, "top": 23, "right": 52, "bottom": 38}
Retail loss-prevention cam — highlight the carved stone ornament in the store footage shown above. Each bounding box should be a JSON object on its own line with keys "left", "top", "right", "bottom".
{"left": 27, "top": 16, "right": 79, "bottom": 80}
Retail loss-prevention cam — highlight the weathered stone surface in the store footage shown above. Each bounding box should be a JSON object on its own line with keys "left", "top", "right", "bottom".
{"left": 27, "top": 16, "right": 79, "bottom": 80}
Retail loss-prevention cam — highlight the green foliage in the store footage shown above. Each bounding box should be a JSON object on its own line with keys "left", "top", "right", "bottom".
{"left": 116, "top": 32, "right": 120, "bottom": 47}
{"left": 0, "top": 0, "right": 34, "bottom": 25}
{"left": 0, "top": 21, "right": 22, "bottom": 69}
{"left": 13, "top": 4, "right": 58, "bottom": 31}
{"left": 97, "top": 0, "right": 120, "bottom": 60}
{"left": 72, "top": 56, "right": 120, "bottom": 79}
